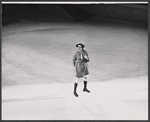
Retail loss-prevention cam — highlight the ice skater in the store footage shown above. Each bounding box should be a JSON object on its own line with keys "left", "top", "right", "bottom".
{"left": 73, "top": 43, "right": 90, "bottom": 97}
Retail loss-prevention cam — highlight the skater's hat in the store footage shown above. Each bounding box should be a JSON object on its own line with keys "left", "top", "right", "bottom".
{"left": 76, "top": 43, "right": 85, "bottom": 48}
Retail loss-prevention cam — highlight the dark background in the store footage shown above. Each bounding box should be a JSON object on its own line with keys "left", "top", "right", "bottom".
{"left": 2, "top": 4, "right": 148, "bottom": 25}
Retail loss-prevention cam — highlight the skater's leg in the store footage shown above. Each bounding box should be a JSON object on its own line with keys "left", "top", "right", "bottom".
{"left": 74, "top": 77, "right": 79, "bottom": 97}
{"left": 83, "top": 75, "right": 90, "bottom": 93}
{"left": 75, "top": 77, "right": 79, "bottom": 83}
{"left": 83, "top": 75, "right": 89, "bottom": 81}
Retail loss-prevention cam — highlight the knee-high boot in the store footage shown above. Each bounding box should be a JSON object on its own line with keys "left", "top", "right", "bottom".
{"left": 74, "top": 83, "right": 79, "bottom": 97}
{"left": 83, "top": 81, "right": 90, "bottom": 93}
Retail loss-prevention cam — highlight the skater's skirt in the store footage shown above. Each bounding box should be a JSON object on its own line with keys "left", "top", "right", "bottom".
{"left": 74, "top": 62, "right": 89, "bottom": 78}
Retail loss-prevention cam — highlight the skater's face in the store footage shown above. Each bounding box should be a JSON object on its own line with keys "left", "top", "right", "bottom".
{"left": 77, "top": 45, "right": 83, "bottom": 51}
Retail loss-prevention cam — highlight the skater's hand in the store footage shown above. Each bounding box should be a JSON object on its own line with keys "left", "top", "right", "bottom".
{"left": 84, "top": 55, "right": 88, "bottom": 60}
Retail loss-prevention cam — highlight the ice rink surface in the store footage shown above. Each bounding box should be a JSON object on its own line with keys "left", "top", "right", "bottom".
{"left": 2, "top": 12, "right": 148, "bottom": 120}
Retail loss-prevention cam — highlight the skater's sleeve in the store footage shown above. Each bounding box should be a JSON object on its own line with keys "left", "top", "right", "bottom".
{"left": 85, "top": 50, "right": 90, "bottom": 62}
{"left": 73, "top": 52, "right": 77, "bottom": 66}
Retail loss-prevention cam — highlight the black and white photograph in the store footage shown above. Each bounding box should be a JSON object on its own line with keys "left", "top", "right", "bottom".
{"left": 1, "top": 1, "right": 148, "bottom": 120}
